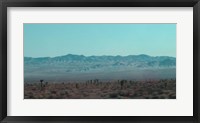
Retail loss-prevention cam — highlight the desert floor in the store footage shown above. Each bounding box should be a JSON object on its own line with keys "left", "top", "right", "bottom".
{"left": 24, "top": 79, "right": 176, "bottom": 99}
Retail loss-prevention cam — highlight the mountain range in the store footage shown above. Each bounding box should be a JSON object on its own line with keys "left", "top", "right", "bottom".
{"left": 24, "top": 54, "right": 176, "bottom": 82}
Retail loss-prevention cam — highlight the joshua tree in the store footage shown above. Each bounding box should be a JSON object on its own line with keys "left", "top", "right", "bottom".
{"left": 76, "top": 83, "right": 79, "bottom": 89}
{"left": 93, "top": 79, "right": 99, "bottom": 85}
{"left": 95, "top": 79, "right": 99, "bottom": 83}
{"left": 40, "top": 80, "right": 44, "bottom": 90}
{"left": 164, "top": 82, "right": 167, "bottom": 89}
{"left": 120, "top": 80, "right": 125, "bottom": 89}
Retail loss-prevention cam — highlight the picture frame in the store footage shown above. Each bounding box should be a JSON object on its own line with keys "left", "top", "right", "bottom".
{"left": 0, "top": 0, "right": 199, "bottom": 123}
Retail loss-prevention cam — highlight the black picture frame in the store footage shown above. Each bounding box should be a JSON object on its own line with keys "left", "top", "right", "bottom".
{"left": 0, "top": 0, "right": 199, "bottom": 123}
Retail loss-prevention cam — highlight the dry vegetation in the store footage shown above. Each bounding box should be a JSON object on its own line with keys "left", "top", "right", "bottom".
{"left": 24, "top": 79, "right": 176, "bottom": 99}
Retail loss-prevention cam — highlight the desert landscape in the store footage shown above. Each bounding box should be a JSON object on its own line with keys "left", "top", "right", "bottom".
{"left": 24, "top": 54, "right": 176, "bottom": 99}
{"left": 24, "top": 24, "right": 176, "bottom": 99}
{"left": 24, "top": 79, "right": 176, "bottom": 99}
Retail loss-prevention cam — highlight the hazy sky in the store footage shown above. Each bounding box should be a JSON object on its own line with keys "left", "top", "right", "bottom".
{"left": 24, "top": 24, "right": 176, "bottom": 57}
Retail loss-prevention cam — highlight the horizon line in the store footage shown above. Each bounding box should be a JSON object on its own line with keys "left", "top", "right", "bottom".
{"left": 24, "top": 53, "right": 176, "bottom": 58}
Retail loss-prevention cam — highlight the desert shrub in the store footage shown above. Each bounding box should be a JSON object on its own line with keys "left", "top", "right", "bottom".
{"left": 109, "top": 92, "right": 118, "bottom": 98}
{"left": 28, "top": 95, "right": 34, "bottom": 98}
{"left": 119, "top": 90, "right": 129, "bottom": 97}
{"left": 76, "top": 83, "right": 79, "bottom": 89}
{"left": 152, "top": 91, "right": 159, "bottom": 96}
{"left": 160, "top": 95, "right": 166, "bottom": 99}
{"left": 152, "top": 96, "right": 159, "bottom": 99}
{"left": 169, "top": 93, "right": 176, "bottom": 99}
{"left": 32, "top": 88, "right": 36, "bottom": 91}
{"left": 157, "top": 89, "right": 163, "bottom": 94}
{"left": 59, "top": 90, "right": 66, "bottom": 96}
{"left": 51, "top": 90, "right": 57, "bottom": 94}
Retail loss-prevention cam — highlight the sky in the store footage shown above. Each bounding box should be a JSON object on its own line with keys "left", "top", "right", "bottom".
{"left": 24, "top": 23, "right": 176, "bottom": 57}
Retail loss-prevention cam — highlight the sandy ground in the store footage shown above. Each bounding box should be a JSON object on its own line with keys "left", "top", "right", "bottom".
{"left": 24, "top": 79, "right": 176, "bottom": 99}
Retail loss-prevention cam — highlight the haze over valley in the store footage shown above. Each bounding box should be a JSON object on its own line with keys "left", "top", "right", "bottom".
{"left": 24, "top": 54, "right": 176, "bottom": 83}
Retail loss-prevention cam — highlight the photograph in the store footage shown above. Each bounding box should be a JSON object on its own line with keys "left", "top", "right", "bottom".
{"left": 24, "top": 23, "right": 176, "bottom": 99}
{"left": 1, "top": 0, "right": 198, "bottom": 122}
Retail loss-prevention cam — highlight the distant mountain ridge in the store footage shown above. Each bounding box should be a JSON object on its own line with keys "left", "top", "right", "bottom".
{"left": 24, "top": 54, "right": 176, "bottom": 82}
{"left": 24, "top": 54, "right": 176, "bottom": 68}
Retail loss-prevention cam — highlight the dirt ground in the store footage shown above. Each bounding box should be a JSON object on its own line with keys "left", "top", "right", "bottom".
{"left": 24, "top": 79, "right": 176, "bottom": 99}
